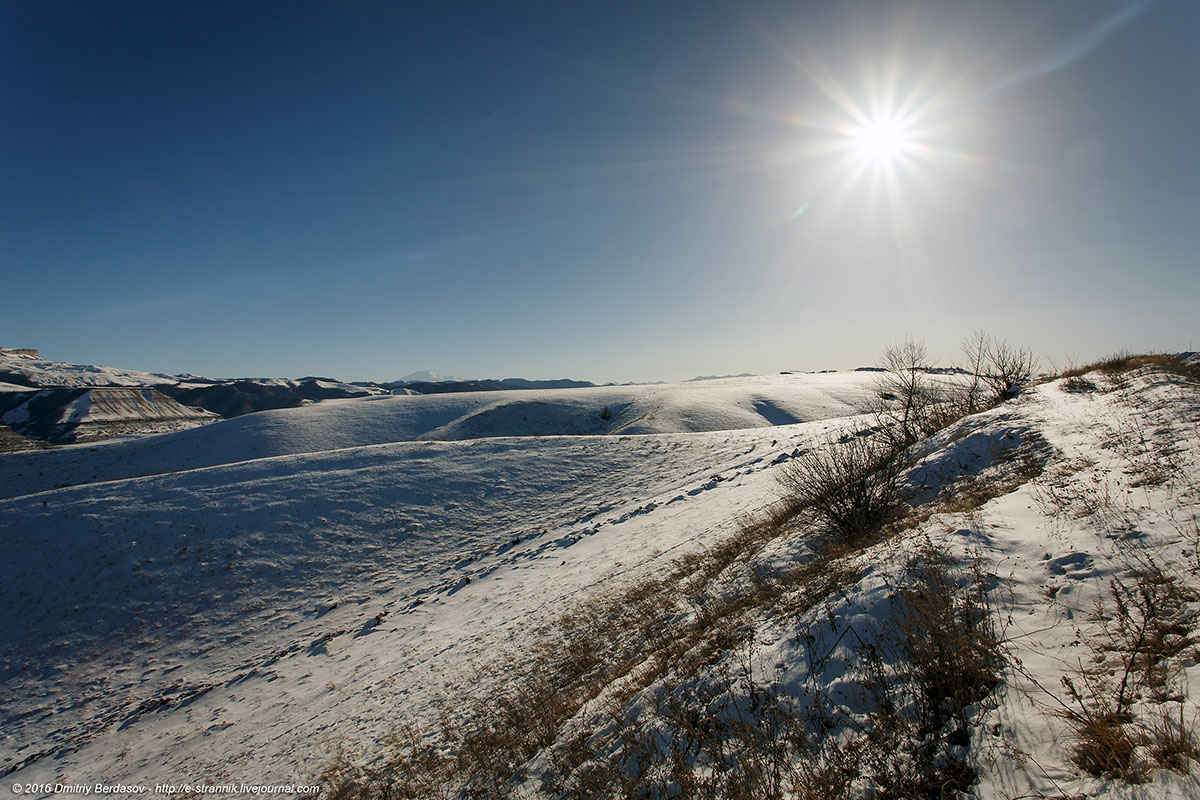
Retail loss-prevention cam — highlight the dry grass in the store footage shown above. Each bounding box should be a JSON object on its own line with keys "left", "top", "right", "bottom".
{"left": 1148, "top": 704, "right": 1200, "bottom": 774}
{"left": 324, "top": 433, "right": 1039, "bottom": 799}
{"left": 898, "top": 544, "right": 1005, "bottom": 735}
{"left": 1057, "top": 555, "right": 1200, "bottom": 780}
{"left": 544, "top": 539, "right": 1006, "bottom": 800}
{"left": 843, "top": 541, "right": 1007, "bottom": 799}
{"left": 1061, "top": 375, "right": 1098, "bottom": 393}
{"left": 1024, "top": 371, "right": 1200, "bottom": 781}
{"left": 322, "top": 495, "right": 869, "bottom": 799}
{"left": 1057, "top": 351, "right": 1200, "bottom": 385}
{"left": 1061, "top": 695, "right": 1141, "bottom": 780}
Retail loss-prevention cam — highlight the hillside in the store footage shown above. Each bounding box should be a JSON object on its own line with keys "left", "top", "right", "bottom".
{"left": 0, "top": 353, "right": 389, "bottom": 443}
{"left": 0, "top": 350, "right": 182, "bottom": 388}
{"left": 0, "top": 386, "right": 217, "bottom": 444}
{"left": 1, "top": 362, "right": 1198, "bottom": 798}
{"left": 0, "top": 372, "right": 877, "bottom": 500}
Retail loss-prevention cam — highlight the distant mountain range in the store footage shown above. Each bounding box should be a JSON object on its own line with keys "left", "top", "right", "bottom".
{"left": 687, "top": 373, "right": 754, "bottom": 382}
{"left": 398, "top": 369, "right": 456, "bottom": 383}
{"left": 381, "top": 377, "right": 595, "bottom": 394}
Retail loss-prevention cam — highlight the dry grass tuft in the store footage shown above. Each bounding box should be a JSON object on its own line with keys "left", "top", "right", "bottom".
{"left": 1061, "top": 375, "right": 1098, "bottom": 393}
{"left": 1057, "top": 554, "right": 1200, "bottom": 780}
{"left": 1067, "top": 705, "right": 1142, "bottom": 780}
{"left": 1148, "top": 704, "right": 1200, "bottom": 774}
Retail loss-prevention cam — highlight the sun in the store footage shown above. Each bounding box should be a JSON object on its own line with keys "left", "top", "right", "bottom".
{"left": 850, "top": 114, "right": 913, "bottom": 165}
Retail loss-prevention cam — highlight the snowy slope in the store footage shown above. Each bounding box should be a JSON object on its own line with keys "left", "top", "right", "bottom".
{"left": 0, "top": 352, "right": 181, "bottom": 387}
{"left": 0, "top": 415, "right": 841, "bottom": 785}
{"left": 4, "top": 367, "right": 1196, "bottom": 798}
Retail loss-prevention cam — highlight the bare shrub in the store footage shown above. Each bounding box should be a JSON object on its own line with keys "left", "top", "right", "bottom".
{"left": 876, "top": 337, "right": 950, "bottom": 444}
{"left": 982, "top": 337, "right": 1037, "bottom": 401}
{"left": 876, "top": 333, "right": 1037, "bottom": 446}
{"left": 777, "top": 425, "right": 912, "bottom": 543}
{"left": 958, "top": 329, "right": 991, "bottom": 413}
{"left": 952, "top": 331, "right": 1039, "bottom": 410}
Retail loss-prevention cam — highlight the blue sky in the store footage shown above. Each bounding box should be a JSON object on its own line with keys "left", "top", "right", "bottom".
{"left": 2, "top": 1, "right": 1197, "bottom": 382}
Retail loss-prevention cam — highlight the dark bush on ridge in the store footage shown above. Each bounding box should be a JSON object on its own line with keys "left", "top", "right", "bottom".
{"left": 777, "top": 426, "right": 912, "bottom": 542}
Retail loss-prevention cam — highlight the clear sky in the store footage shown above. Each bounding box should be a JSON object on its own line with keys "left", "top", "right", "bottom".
{"left": 2, "top": 1, "right": 1197, "bottom": 383}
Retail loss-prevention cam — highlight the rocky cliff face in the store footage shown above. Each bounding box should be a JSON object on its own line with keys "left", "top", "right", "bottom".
{"left": 0, "top": 386, "right": 217, "bottom": 445}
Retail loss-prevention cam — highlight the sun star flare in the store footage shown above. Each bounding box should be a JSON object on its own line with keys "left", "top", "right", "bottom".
{"left": 850, "top": 113, "right": 914, "bottom": 166}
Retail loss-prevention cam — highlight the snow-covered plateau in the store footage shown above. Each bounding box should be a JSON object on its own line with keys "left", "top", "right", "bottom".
{"left": 2, "top": 364, "right": 1199, "bottom": 799}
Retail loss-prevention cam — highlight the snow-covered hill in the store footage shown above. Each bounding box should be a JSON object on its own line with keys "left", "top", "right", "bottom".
{"left": 0, "top": 372, "right": 877, "bottom": 500}
{"left": 2, "top": 365, "right": 1198, "bottom": 798}
{"left": 0, "top": 351, "right": 182, "bottom": 388}
{"left": 0, "top": 353, "right": 392, "bottom": 447}
{"left": 2, "top": 373, "right": 866, "bottom": 785}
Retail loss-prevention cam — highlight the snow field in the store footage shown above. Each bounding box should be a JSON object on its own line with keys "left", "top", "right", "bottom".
{"left": 0, "top": 372, "right": 878, "bottom": 500}
{"left": 3, "top": 373, "right": 881, "bottom": 790}
{"left": 3, "top": 367, "right": 1198, "bottom": 798}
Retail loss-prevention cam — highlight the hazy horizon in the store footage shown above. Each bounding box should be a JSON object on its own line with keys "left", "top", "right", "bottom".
{"left": 3, "top": 1, "right": 1197, "bottom": 384}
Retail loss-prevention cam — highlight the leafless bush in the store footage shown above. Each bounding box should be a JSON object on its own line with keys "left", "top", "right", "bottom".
{"left": 875, "top": 338, "right": 954, "bottom": 444}
{"left": 982, "top": 338, "right": 1037, "bottom": 401}
{"left": 777, "top": 425, "right": 912, "bottom": 543}
{"left": 876, "top": 333, "right": 1037, "bottom": 445}
{"left": 958, "top": 330, "right": 990, "bottom": 413}
{"left": 951, "top": 330, "right": 1041, "bottom": 408}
